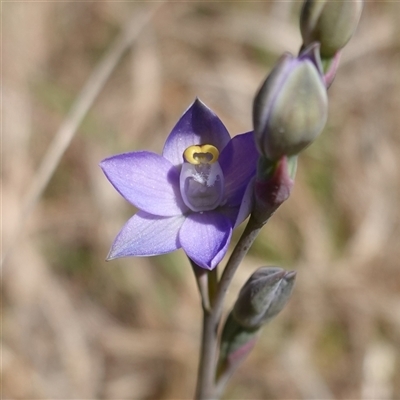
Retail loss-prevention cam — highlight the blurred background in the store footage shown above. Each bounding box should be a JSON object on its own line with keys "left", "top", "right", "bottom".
{"left": 2, "top": 1, "right": 400, "bottom": 399}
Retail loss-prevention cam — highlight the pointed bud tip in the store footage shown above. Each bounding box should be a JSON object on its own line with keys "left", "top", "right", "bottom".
{"left": 300, "top": 0, "right": 363, "bottom": 58}
{"left": 284, "top": 270, "right": 297, "bottom": 281}
{"left": 232, "top": 266, "right": 297, "bottom": 329}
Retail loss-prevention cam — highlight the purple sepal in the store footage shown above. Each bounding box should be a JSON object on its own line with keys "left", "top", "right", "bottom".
{"left": 234, "top": 177, "right": 255, "bottom": 229}
{"left": 107, "top": 211, "right": 185, "bottom": 260}
{"left": 219, "top": 131, "right": 258, "bottom": 206}
{"left": 163, "top": 98, "right": 231, "bottom": 167}
{"left": 100, "top": 151, "right": 188, "bottom": 216}
{"left": 179, "top": 211, "right": 232, "bottom": 270}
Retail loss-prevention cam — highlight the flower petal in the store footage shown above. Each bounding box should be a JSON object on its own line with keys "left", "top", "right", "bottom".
{"left": 107, "top": 211, "right": 185, "bottom": 259}
{"left": 100, "top": 151, "right": 188, "bottom": 216}
{"left": 163, "top": 99, "right": 231, "bottom": 167}
{"left": 217, "top": 177, "right": 255, "bottom": 230}
{"left": 234, "top": 177, "right": 255, "bottom": 228}
{"left": 179, "top": 211, "right": 232, "bottom": 270}
{"left": 219, "top": 131, "right": 258, "bottom": 205}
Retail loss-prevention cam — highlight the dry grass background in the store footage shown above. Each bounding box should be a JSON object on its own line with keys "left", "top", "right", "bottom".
{"left": 2, "top": 1, "right": 400, "bottom": 399}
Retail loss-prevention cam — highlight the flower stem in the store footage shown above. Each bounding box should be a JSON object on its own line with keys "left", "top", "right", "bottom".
{"left": 191, "top": 260, "right": 211, "bottom": 312}
{"left": 214, "top": 215, "right": 263, "bottom": 322}
{"left": 195, "top": 307, "right": 219, "bottom": 400}
{"left": 194, "top": 215, "right": 263, "bottom": 400}
{"left": 208, "top": 266, "right": 218, "bottom": 306}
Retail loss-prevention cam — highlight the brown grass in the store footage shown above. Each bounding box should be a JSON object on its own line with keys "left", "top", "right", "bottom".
{"left": 2, "top": 2, "right": 400, "bottom": 399}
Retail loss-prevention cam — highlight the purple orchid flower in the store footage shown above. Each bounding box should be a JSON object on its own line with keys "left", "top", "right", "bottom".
{"left": 100, "top": 99, "right": 258, "bottom": 270}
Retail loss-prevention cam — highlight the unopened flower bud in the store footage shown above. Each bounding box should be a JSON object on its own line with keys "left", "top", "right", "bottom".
{"left": 217, "top": 267, "right": 296, "bottom": 386}
{"left": 233, "top": 267, "right": 296, "bottom": 329}
{"left": 253, "top": 44, "right": 328, "bottom": 161}
{"left": 300, "top": 0, "right": 363, "bottom": 58}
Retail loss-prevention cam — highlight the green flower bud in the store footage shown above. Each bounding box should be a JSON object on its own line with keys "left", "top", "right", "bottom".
{"left": 253, "top": 44, "right": 328, "bottom": 161}
{"left": 300, "top": 0, "right": 363, "bottom": 58}
{"left": 233, "top": 267, "right": 296, "bottom": 330}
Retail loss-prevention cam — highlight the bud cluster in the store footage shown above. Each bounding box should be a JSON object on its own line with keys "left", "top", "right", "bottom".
{"left": 214, "top": 2, "right": 363, "bottom": 396}
{"left": 251, "top": 0, "right": 363, "bottom": 224}
{"left": 217, "top": 1, "right": 363, "bottom": 390}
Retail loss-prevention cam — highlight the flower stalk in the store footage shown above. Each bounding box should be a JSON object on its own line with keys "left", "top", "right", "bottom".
{"left": 195, "top": 215, "right": 264, "bottom": 400}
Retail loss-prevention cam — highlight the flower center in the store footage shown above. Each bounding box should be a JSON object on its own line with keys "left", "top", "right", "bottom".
{"left": 180, "top": 144, "right": 225, "bottom": 212}
{"left": 183, "top": 144, "right": 220, "bottom": 164}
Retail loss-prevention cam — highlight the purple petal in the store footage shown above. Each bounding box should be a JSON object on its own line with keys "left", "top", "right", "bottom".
{"left": 219, "top": 131, "right": 258, "bottom": 205}
{"left": 107, "top": 211, "right": 185, "bottom": 259}
{"left": 216, "top": 177, "right": 255, "bottom": 230}
{"left": 100, "top": 151, "right": 188, "bottom": 216}
{"left": 234, "top": 177, "right": 255, "bottom": 228}
{"left": 163, "top": 99, "right": 231, "bottom": 167}
{"left": 179, "top": 211, "right": 232, "bottom": 270}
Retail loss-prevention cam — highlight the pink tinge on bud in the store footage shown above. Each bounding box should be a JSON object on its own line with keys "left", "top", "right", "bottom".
{"left": 227, "top": 336, "right": 258, "bottom": 367}
{"left": 255, "top": 156, "right": 294, "bottom": 216}
{"left": 324, "top": 51, "right": 341, "bottom": 88}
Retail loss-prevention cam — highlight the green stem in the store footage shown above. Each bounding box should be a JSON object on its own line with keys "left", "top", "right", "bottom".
{"left": 194, "top": 215, "right": 263, "bottom": 400}
{"left": 195, "top": 307, "right": 219, "bottom": 400}
{"left": 191, "top": 260, "right": 211, "bottom": 312}
{"left": 208, "top": 266, "right": 218, "bottom": 306}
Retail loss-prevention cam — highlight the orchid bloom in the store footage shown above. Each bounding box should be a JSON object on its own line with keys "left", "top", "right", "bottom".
{"left": 100, "top": 99, "right": 258, "bottom": 269}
